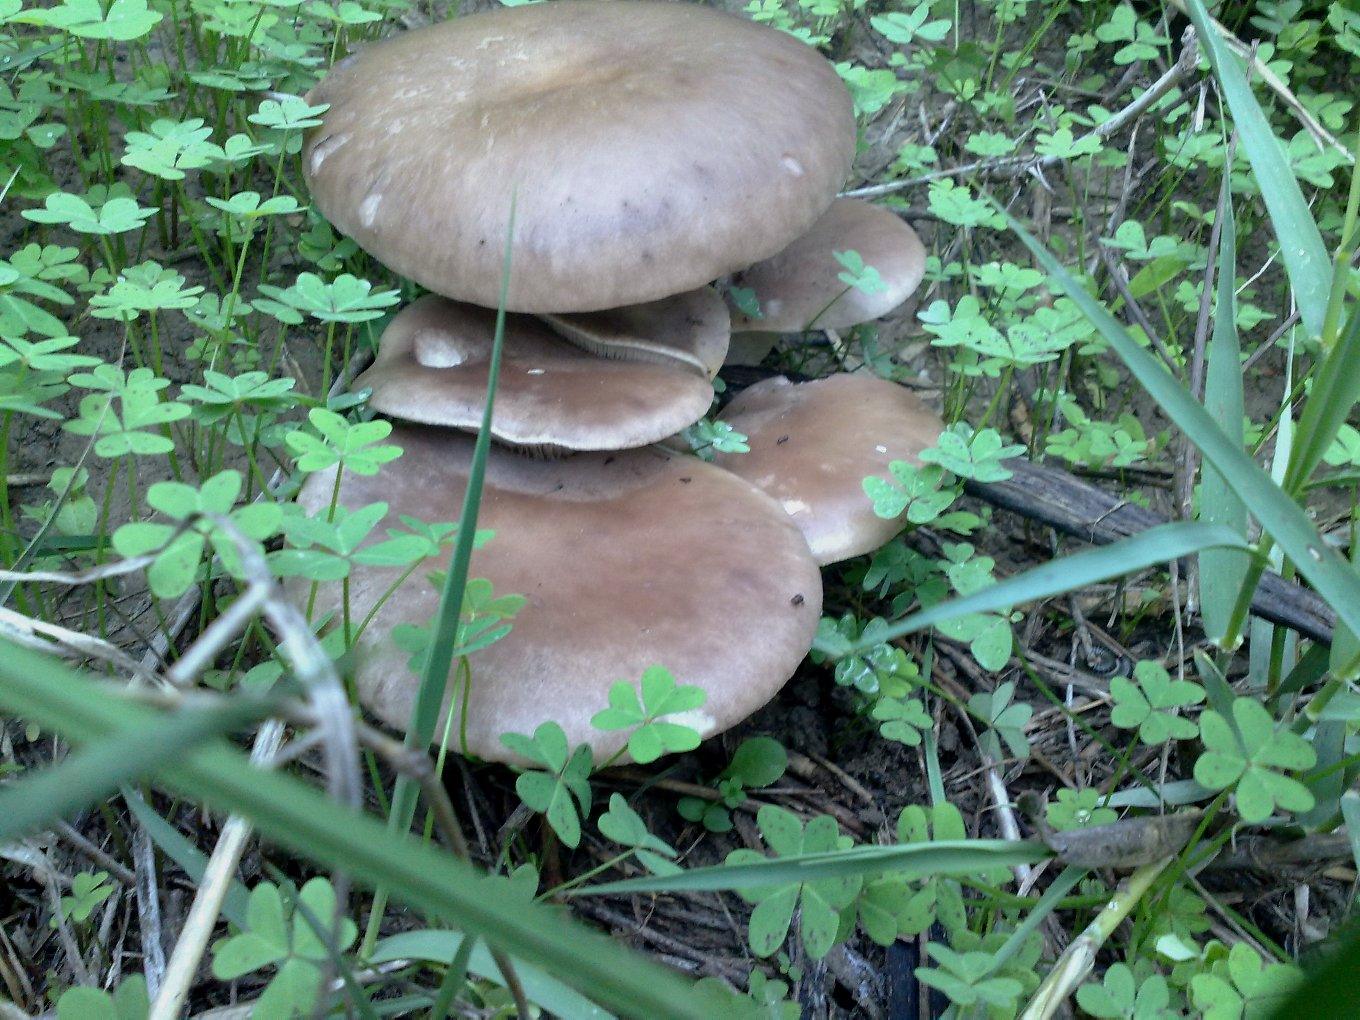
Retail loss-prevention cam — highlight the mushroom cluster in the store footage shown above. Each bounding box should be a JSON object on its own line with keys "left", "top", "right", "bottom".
{"left": 294, "top": 0, "right": 944, "bottom": 764}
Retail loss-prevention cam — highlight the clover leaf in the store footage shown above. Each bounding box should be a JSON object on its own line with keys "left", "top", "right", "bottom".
{"left": 598, "top": 793, "right": 681, "bottom": 875}
{"left": 834, "top": 249, "right": 888, "bottom": 295}
{"left": 1189, "top": 942, "right": 1302, "bottom": 1019}
{"left": 23, "top": 189, "right": 155, "bottom": 235}
{"left": 89, "top": 261, "right": 204, "bottom": 322}
{"left": 1110, "top": 660, "right": 1204, "bottom": 745}
{"left": 1047, "top": 788, "right": 1117, "bottom": 831}
{"left": 1077, "top": 963, "right": 1174, "bottom": 1019}
{"left": 211, "top": 878, "right": 355, "bottom": 1020}
{"left": 56, "top": 975, "right": 148, "bottom": 1020}
{"left": 968, "top": 681, "right": 1032, "bottom": 761}
{"left": 113, "top": 470, "right": 282, "bottom": 597}
{"left": 590, "top": 664, "right": 707, "bottom": 763}
{"left": 1193, "top": 697, "right": 1316, "bottom": 822}
{"left": 35, "top": 0, "right": 162, "bottom": 40}
{"left": 285, "top": 408, "right": 402, "bottom": 475}
{"left": 919, "top": 423, "right": 1023, "bottom": 482}
{"left": 499, "top": 722, "right": 593, "bottom": 848}
{"left": 916, "top": 943, "right": 1023, "bottom": 1010}
{"left": 727, "top": 805, "right": 860, "bottom": 959}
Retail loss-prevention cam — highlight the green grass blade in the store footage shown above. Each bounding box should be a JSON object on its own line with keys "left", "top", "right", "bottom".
{"left": 1002, "top": 209, "right": 1360, "bottom": 643}
{"left": 1180, "top": 0, "right": 1330, "bottom": 338}
{"left": 371, "top": 931, "right": 614, "bottom": 1020}
{"left": 407, "top": 194, "right": 517, "bottom": 755}
{"left": 368, "top": 197, "right": 518, "bottom": 951}
{"left": 983, "top": 864, "right": 1085, "bottom": 977}
{"left": 1199, "top": 176, "right": 1250, "bottom": 643}
{"left": 123, "top": 788, "right": 250, "bottom": 928}
{"left": 1284, "top": 307, "right": 1360, "bottom": 494}
{"left": 817, "top": 521, "right": 1247, "bottom": 655}
{"left": 0, "top": 698, "right": 271, "bottom": 842}
{"left": 0, "top": 640, "right": 727, "bottom": 1020}
{"left": 573, "top": 840, "right": 1052, "bottom": 896}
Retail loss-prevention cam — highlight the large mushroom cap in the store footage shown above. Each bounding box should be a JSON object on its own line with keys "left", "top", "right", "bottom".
{"left": 730, "top": 199, "right": 927, "bottom": 333}
{"left": 714, "top": 374, "right": 944, "bottom": 564}
{"left": 541, "top": 286, "right": 731, "bottom": 379}
{"left": 295, "top": 425, "right": 822, "bottom": 764}
{"left": 353, "top": 295, "right": 713, "bottom": 454}
{"left": 303, "top": 1, "right": 855, "bottom": 312}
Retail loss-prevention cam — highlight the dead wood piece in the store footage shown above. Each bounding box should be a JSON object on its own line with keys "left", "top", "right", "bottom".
{"left": 964, "top": 457, "right": 1336, "bottom": 644}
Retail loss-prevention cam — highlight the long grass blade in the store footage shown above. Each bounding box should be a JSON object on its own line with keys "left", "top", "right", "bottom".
{"left": 123, "top": 788, "right": 250, "bottom": 928}
{"left": 574, "top": 839, "right": 1052, "bottom": 896}
{"left": 367, "top": 196, "right": 518, "bottom": 951}
{"left": 1001, "top": 209, "right": 1360, "bottom": 643}
{"left": 1180, "top": 0, "right": 1330, "bottom": 337}
{"left": 371, "top": 931, "right": 613, "bottom": 1020}
{"left": 1199, "top": 173, "right": 1250, "bottom": 644}
{"left": 0, "top": 640, "right": 726, "bottom": 1020}
{"left": 817, "top": 521, "right": 1248, "bottom": 655}
{"left": 1284, "top": 307, "right": 1360, "bottom": 494}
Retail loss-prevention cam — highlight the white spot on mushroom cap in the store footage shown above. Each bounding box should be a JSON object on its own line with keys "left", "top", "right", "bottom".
{"left": 308, "top": 132, "right": 350, "bottom": 175}
{"left": 781, "top": 155, "right": 805, "bottom": 177}
{"left": 782, "top": 498, "right": 810, "bottom": 516}
{"left": 660, "top": 708, "right": 716, "bottom": 737}
{"left": 359, "top": 192, "right": 382, "bottom": 228}
{"left": 526, "top": 368, "right": 546, "bottom": 375}
{"left": 875, "top": 444, "right": 887, "bottom": 454}
{"left": 414, "top": 332, "right": 465, "bottom": 368}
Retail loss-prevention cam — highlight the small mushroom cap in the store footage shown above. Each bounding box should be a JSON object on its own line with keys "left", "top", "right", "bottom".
{"left": 353, "top": 295, "right": 713, "bottom": 454}
{"left": 294, "top": 424, "right": 823, "bottom": 764}
{"left": 730, "top": 199, "right": 927, "bottom": 333}
{"left": 541, "top": 287, "right": 731, "bottom": 379}
{"left": 303, "top": 1, "right": 855, "bottom": 312}
{"left": 714, "top": 374, "right": 944, "bottom": 564}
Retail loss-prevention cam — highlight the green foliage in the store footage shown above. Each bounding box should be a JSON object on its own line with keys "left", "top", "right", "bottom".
{"left": 856, "top": 803, "right": 978, "bottom": 944}
{"left": 598, "top": 794, "right": 681, "bottom": 875}
{"left": 53, "top": 870, "right": 113, "bottom": 927}
{"left": 212, "top": 878, "right": 357, "bottom": 1018}
{"left": 1046, "top": 788, "right": 1117, "bottom": 832}
{"left": 678, "top": 736, "right": 788, "bottom": 832}
{"left": 57, "top": 976, "right": 148, "bottom": 1020}
{"left": 500, "top": 722, "right": 593, "bottom": 848}
{"left": 285, "top": 408, "right": 403, "bottom": 475}
{"left": 590, "top": 665, "right": 708, "bottom": 764}
{"left": 684, "top": 417, "right": 749, "bottom": 460}
{"left": 1109, "top": 660, "right": 1205, "bottom": 745}
{"left": 727, "top": 805, "right": 860, "bottom": 959}
{"left": 1076, "top": 963, "right": 1175, "bottom": 1019}
{"left": 968, "top": 681, "right": 1032, "bottom": 761}
{"left": 1193, "top": 698, "right": 1317, "bottom": 822}
{"left": 1188, "top": 942, "right": 1303, "bottom": 1018}
{"left": 113, "top": 470, "right": 281, "bottom": 597}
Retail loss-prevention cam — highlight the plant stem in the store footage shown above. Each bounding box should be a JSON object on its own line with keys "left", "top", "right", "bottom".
{"left": 1019, "top": 856, "right": 1173, "bottom": 1020}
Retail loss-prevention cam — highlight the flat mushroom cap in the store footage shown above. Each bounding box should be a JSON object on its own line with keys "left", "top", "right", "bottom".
{"left": 730, "top": 199, "right": 927, "bottom": 333}
{"left": 541, "top": 286, "right": 731, "bottom": 379}
{"left": 294, "top": 425, "right": 823, "bottom": 764}
{"left": 303, "top": 1, "right": 855, "bottom": 312}
{"left": 714, "top": 374, "right": 943, "bottom": 564}
{"left": 353, "top": 295, "right": 713, "bottom": 453}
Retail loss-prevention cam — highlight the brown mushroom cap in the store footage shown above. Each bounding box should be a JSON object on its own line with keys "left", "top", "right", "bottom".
{"left": 353, "top": 295, "right": 713, "bottom": 454}
{"left": 730, "top": 199, "right": 927, "bottom": 333}
{"left": 303, "top": 1, "right": 855, "bottom": 312}
{"left": 541, "top": 286, "right": 731, "bottom": 379}
{"left": 713, "top": 374, "right": 943, "bottom": 564}
{"left": 294, "top": 424, "right": 823, "bottom": 763}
